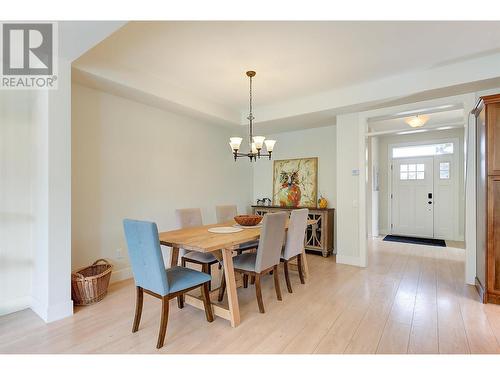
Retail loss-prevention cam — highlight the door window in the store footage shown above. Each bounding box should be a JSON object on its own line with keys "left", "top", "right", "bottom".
{"left": 400, "top": 163, "right": 425, "bottom": 180}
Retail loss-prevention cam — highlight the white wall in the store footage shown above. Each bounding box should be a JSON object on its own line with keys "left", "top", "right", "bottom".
{"left": 252, "top": 125, "right": 337, "bottom": 250}
{"left": 0, "top": 91, "right": 36, "bottom": 316}
{"left": 376, "top": 128, "right": 465, "bottom": 238}
{"left": 30, "top": 59, "right": 74, "bottom": 323}
{"left": 71, "top": 84, "right": 253, "bottom": 281}
{"left": 371, "top": 137, "right": 380, "bottom": 237}
{"left": 0, "top": 60, "right": 73, "bottom": 322}
{"left": 336, "top": 114, "right": 366, "bottom": 266}
{"left": 252, "top": 126, "right": 336, "bottom": 207}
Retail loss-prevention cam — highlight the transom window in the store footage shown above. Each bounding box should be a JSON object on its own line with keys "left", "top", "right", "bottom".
{"left": 440, "top": 162, "right": 450, "bottom": 179}
{"left": 393, "top": 142, "right": 454, "bottom": 159}
{"left": 400, "top": 163, "right": 425, "bottom": 180}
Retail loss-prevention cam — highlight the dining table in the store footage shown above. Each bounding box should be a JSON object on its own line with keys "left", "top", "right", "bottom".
{"left": 158, "top": 219, "right": 312, "bottom": 328}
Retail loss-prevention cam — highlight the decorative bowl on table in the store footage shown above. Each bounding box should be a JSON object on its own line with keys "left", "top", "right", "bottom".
{"left": 234, "top": 215, "right": 263, "bottom": 227}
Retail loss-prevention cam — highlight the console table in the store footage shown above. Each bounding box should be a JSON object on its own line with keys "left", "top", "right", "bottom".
{"left": 251, "top": 205, "right": 335, "bottom": 257}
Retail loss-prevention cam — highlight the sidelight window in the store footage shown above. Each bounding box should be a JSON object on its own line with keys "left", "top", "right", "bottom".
{"left": 440, "top": 162, "right": 450, "bottom": 179}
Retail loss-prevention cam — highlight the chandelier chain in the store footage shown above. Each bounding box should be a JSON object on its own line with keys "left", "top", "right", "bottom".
{"left": 249, "top": 75, "right": 253, "bottom": 144}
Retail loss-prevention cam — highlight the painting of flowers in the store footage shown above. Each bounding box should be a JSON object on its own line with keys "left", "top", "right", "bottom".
{"left": 273, "top": 157, "right": 318, "bottom": 208}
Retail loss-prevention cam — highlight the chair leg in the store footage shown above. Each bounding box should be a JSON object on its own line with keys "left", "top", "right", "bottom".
{"left": 132, "top": 286, "right": 143, "bottom": 332}
{"left": 250, "top": 275, "right": 255, "bottom": 285}
{"left": 243, "top": 274, "right": 248, "bottom": 288}
{"left": 283, "top": 260, "right": 293, "bottom": 293}
{"left": 273, "top": 265, "right": 282, "bottom": 301}
{"left": 207, "top": 264, "right": 213, "bottom": 291}
{"left": 254, "top": 274, "right": 265, "bottom": 313}
{"left": 181, "top": 257, "right": 186, "bottom": 268}
{"left": 177, "top": 295, "right": 184, "bottom": 309}
{"left": 201, "top": 282, "right": 214, "bottom": 322}
{"left": 297, "top": 254, "right": 305, "bottom": 284}
{"left": 200, "top": 263, "right": 211, "bottom": 291}
{"left": 156, "top": 296, "right": 169, "bottom": 349}
{"left": 218, "top": 270, "right": 226, "bottom": 302}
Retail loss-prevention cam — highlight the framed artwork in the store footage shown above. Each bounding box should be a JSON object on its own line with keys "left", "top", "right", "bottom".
{"left": 272, "top": 157, "right": 318, "bottom": 208}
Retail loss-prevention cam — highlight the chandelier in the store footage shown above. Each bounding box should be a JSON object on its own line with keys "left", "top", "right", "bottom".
{"left": 229, "top": 71, "right": 276, "bottom": 161}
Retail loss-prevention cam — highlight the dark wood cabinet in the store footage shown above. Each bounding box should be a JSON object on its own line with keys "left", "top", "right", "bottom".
{"left": 488, "top": 102, "right": 500, "bottom": 175}
{"left": 474, "top": 94, "right": 500, "bottom": 304}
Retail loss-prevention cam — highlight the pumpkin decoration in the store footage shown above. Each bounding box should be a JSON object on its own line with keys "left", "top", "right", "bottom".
{"left": 318, "top": 195, "right": 328, "bottom": 209}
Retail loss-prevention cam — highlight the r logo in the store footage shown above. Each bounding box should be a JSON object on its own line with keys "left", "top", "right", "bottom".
{"left": 2, "top": 23, "right": 53, "bottom": 75}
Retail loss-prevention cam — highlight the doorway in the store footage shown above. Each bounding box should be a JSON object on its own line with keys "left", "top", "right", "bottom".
{"left": 389, "top": 140, "right": 459, "bottom": 240}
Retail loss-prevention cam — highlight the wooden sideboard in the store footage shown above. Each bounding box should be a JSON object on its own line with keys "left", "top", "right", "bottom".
{"left": 252, "top": 205, "right": 335, "bottom": 257}
{"left": 473, "top": 94, "right": 500, "bottom": 304}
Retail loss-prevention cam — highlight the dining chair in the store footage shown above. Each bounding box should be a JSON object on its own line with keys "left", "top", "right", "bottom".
{"left": 123, "top": 219, "right": 213, "bottom": 349}
{"left": 218, "top": 211, "right": 288, "bottom": 313}
{"left": 215, "top": 204, "right": 238, "bottom": 224}
{"left": 176, "top": 208, "right": 219, "bottom": 291}
{"left": 215, "top": 204, "right": 259, "bottom": 254}
{"left": 281, "top": 208, "right": 309, "bottom": 293}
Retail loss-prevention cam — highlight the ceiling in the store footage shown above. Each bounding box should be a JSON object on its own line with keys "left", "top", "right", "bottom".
{"left": 368, "top": 108, "right": 465, "bottom": 133}
{"left": 73, "top": 21, "right": 500, "bottom": 130}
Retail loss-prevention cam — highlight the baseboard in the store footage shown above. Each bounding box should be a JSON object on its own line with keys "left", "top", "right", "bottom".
{"left": 110, "top": 267, "right": 133, "bottom": 284}
{"left": 0, "top": 296, "right": 31, "bottom": 316}
{"left": 336, "top": 254, "right": 364, "bottom": 267}
{"left": 30, "top": 297, "right": 73, "bottom": 323}
{"left": 46, "top": 300, "right": 73, "bottom": 322}
{"left": 30, "top": 296, "right": 46, "bottom": 321}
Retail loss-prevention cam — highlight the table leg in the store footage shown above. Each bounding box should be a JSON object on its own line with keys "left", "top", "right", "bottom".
{"left": 301, "top": 248, "right": 309, "bottom": 279}
{"left": 221, "top": 247, "right": 240, "bottom": 328}
{"left": 170, "top": 246, "right": 179, "bottom": 268}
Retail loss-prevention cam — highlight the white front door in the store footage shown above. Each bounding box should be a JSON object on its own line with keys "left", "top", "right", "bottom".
{"left": 391, "top": 157, "right": 434, "bottom": 238}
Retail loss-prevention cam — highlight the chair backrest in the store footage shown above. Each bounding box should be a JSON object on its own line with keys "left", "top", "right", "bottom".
{"left": 216, "top": 205, "right": 237, "bottom": 224}
{"left": 123, "top": 219, "right": 169, "bottom": 296}
{"left": 175, "top": 208, "right": 203, "bottom": 228}
{"left": 175, "top": 208, "right": 203, "bottom": 258}
{"left": 283, "top": 209, "right": 309, "bottom": 260}
{"left": 255, "top": 212, "right": 288, "bottom": 272}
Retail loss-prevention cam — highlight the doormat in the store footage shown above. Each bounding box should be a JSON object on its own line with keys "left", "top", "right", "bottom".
{"left": 383, "top": 235, "right": 446, "bottom": 247}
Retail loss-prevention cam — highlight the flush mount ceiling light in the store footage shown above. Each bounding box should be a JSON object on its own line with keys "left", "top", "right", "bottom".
{"left": 404, "top": 114, "right": 430, "bottom": 128}
{"left": 229, "top": 71, "right": 276, "bottom": 162}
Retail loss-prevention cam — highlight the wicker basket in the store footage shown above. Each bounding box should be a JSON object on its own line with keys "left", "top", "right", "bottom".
{"left": 234, "top": 215, "right": 263, "bottom": 226}
{"left": 71, "top": 259, "right": 113, "bottom": 306}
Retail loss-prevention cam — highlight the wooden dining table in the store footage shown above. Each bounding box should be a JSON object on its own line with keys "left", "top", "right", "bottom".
{"left": 159, "top": 219, "right": 311, "bottom": 328}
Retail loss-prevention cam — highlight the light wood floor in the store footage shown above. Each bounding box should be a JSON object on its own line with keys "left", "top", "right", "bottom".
{"left": 2, "top": 238, "right": 500, "bottom": 354}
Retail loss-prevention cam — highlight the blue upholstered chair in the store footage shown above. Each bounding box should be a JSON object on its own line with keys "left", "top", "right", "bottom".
{"left": 281, "top": 209, "right": 309, "bottom": 293}
{"left": 123, "top": 219, "right": 214, "bottom": 349}
{"left": 218, "top": 211, "right": 288, "bottom": 313}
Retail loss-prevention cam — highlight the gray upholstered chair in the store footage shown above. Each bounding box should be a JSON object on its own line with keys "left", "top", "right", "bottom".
{"left": 215, "top": 204, "right": 238, "bottom": 224}
{"left": 176, "top": 208, "right": 219, "bottom": 292}
{"left": 218, "top": 211, "right": 288, "bottom": 313}
{"left": 123, "top": 219, "right": 213, "bottom": 349}
{"left": 281, "top": 208, "right": 309, "bottom": 293}
{"left": 215, "top": 204, "right": 259, "bottom": 254}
